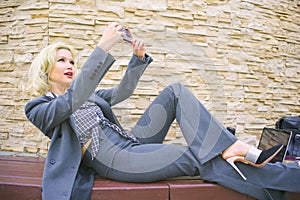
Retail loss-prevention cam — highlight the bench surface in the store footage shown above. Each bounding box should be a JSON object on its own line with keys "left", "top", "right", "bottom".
{"left": 0, "top": 156, "right": 299, "bottom": 200}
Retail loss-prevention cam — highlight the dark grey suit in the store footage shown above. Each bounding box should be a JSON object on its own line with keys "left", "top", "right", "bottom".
{"left": 26, "top": 47, "right": 300, "bottom": 200}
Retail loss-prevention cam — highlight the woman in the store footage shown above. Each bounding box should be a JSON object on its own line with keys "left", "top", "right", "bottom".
{"left": 25, "top": 22, "right": 300, "bottom": 200}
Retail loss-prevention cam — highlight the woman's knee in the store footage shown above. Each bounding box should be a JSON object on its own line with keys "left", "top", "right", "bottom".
{"left": 165, "top": 83, "right": 187, "bottom": 96}
{"left": 167, "top": 83, "right": 184, "bottom": 90}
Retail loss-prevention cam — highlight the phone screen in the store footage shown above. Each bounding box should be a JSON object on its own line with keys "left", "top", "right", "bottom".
{"left": 120, "top": 28, "right": 132, "bottom": 43}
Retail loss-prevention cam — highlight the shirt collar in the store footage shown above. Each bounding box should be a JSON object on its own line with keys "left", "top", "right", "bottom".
{"left": 45, "top": 92, "right": 57, "bottom": 98}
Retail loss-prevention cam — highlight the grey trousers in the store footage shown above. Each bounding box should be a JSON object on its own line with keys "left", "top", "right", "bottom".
{"left": 83, "top": 83, "right": 300, "bottom": 200}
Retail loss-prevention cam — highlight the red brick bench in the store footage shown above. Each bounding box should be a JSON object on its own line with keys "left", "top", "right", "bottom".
{"left": 0, "top": 156, "right": 299, "bottom": 200}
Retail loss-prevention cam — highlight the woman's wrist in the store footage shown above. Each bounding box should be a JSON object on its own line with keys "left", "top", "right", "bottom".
{"left": 137, "top": 54, "right": 145, "bottom": 61}
{"left": 97, "top": 41, "right": 110, "bottom": 53}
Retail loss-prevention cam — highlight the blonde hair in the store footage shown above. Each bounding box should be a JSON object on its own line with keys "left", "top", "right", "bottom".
{"left": 27, "top": 43, "right": 76, "bottom": 97}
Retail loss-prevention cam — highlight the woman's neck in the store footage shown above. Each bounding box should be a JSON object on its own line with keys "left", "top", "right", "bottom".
{"left": 49, "top": 86, "right": 66, "bottom": 96}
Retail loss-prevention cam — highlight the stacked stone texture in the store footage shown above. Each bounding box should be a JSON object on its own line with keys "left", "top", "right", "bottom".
{"left": 0, "top": 0, "right": 299, "bottom": 157}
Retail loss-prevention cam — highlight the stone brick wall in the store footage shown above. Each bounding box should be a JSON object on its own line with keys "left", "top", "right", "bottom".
{"left": 0, "top": 0, "right": 299, "bottom": 157}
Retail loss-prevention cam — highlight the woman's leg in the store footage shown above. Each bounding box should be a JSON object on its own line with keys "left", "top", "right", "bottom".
{"left": 84, "top": 83, "right": 231, "bottom": 182}
{"left": 130, "top": 83, "right": 237, "bottom": 164}
{"left": 83, "top": 127, "right": 200, "bottom": 182}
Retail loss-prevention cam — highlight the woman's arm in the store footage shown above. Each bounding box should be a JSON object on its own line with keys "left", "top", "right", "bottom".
{"left": 96, "top": 40, "right": 153, "bottom": 106}
{"left": 25, "top": 22, "right": 125, "bottom": 134}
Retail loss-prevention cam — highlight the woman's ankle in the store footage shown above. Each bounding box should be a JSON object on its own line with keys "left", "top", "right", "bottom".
{"left": 222, "top": 140, "right": 250, "bottom": 160}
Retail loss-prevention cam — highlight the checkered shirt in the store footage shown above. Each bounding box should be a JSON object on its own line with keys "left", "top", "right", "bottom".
{"left": 72, "top": 101, "right": 139, "bottom": 159}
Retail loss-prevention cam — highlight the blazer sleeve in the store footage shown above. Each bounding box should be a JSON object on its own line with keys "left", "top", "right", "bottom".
{"left": 96, "top": 54, "right": 153, "bottom": 106}
{"left": 25, "top": 47, "right": 115, "bottom": 135}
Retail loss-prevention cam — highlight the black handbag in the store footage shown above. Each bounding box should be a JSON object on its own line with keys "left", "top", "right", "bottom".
{"left": 275, "top": 115, "right": 300, "bottom": 160}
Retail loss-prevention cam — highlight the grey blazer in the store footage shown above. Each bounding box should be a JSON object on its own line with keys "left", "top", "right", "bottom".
{"left": 25, "top": 47, "right": 153, "bottom": 200}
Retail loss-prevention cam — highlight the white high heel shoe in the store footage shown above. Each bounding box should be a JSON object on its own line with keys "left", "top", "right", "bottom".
{"left": 225, "top": 144, "right": 283, "bottom": 180}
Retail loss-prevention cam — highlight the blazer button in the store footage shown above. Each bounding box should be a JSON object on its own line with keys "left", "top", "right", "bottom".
{"left": 49, "top": 159, "right": 56, "bottom": 165}
{"left": 97, "top": 62, "right": 102, "bottom": 68}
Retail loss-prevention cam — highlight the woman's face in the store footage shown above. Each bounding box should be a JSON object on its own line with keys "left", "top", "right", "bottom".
{"left": 49, "top": 49, "right": 75, "bottom": 93}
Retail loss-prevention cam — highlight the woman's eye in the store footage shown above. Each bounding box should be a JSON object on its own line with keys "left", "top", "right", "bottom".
{"left": 70, "top": 61, "right": 75, "bottom": 65}
{"left": 57, "top": 58, "right": 64, "bottom": 62}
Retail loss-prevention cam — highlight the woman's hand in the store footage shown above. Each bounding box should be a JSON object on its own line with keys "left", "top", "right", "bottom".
{"left": 98, "top": 22, "right": 123, "bottom": 52}
{"left": 132, "top": 40, "right": 146, "bottom": 60}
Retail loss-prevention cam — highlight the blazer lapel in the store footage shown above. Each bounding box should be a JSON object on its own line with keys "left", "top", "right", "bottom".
{"left": 89, "top": 94, "right": 123, "bottom": 129}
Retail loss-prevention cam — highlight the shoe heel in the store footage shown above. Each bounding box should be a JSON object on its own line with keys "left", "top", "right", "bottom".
{"left": 226, "top": 156, "right": 247, "bottom": 180}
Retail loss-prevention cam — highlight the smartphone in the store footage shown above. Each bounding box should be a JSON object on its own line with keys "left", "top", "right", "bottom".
{"left": 120, "top": 28, "right": 132, "bottom": 43}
